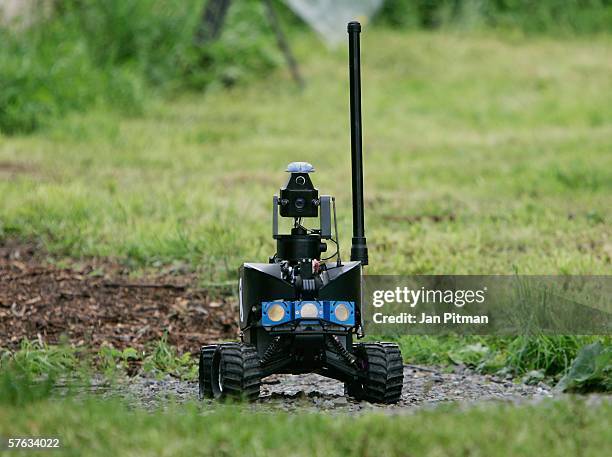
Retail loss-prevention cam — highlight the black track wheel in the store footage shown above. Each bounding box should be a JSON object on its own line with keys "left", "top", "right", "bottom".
{"left": 210, "top": 343, "right": 261, "bottom": 401}
{"left": 345, "top": 342, "right": 404, "bottom": 404}
{"left": 199, "top": 345, "right": 217, "bottom": 399}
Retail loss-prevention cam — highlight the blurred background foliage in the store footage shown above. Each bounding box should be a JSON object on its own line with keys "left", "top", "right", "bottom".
{"left": 1, "top": 0, "right": 611, "bottom": 134}
{"left": 0, "top": 0, "right": 279, "bottom": 134}
{"left": 379, "top": 0, "right": 612, "bottom": 32}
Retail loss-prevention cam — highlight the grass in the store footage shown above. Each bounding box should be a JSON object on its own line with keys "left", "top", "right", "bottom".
{"left": 1, "top": 29, "right": 609, "bottom": 390}
{"left": 1, "top": 25, "right": 610, "bottom": 456}
{"left": 0, "top": 339, "right": 608, "bottom": 456}
{"left": 393, "top": 335, "right": 611, "bottom": 381}
{"left": 3, "top": 335, "right": 609, "bottom": 391}
{"left": 378, "top": 0, "right": 612, "bottom": 34}
{"left": 0, "top": 395, "right": 610, "bottom": 457}
{"left": 0, "top": 338, "right": 197, "bottom": 386}
{"left": 0, "top": 30, "right": 611, "bottom": 281}
{"left": 0, "top": 1, "right": 281, "bottom": 133}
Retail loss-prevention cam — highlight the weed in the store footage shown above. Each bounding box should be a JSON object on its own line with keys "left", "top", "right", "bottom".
{"left": 97, "top": 346, "right": 141, "bottom": 379}
{"left": 0, "top": 365, "right": 55, "bottom": 406}
{"left": 142, "top": 335, "right": 197, "bottom": 380}
{"left": 0, "top": 339, "right": 81, "bottom": 378}
{"left": 395, "top": 334, "right": 610, "bottom": 389}
{"left": 556, "top": 342, "right": 612, "bottom": 393}
{"left": 0, "top": 340, "right": 79, "bottom": 405}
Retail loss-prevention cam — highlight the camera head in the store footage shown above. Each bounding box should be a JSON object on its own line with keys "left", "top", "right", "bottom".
{"left": 279, "top": 162, "right": 318, "bottom": 218}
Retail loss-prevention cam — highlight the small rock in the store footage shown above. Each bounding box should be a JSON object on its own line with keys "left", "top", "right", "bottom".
{"left": 333, "top": 396, "right": 348, "bottom": 406}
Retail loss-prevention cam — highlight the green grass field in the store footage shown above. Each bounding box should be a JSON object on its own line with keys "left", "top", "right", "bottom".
{"left": 0, "top": 396, "right": 610, "bottom": 457}
{"left": 1, "top": 30, "right": 611, "bottom": 281}
{"left": 1, "top": 28, "right": 611, "bottom": 455}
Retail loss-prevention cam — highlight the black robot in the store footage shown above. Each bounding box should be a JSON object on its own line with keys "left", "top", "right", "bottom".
{"left": 199, "top": 22, "right": 403, "bottom": 404}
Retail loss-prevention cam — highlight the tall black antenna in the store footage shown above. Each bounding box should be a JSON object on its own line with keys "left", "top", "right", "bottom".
{"left": 347, "top": 21, "right": 368, "bottom": 266}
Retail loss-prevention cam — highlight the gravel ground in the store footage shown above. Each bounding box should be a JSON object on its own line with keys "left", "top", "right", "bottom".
{"left": 91, "top": 364, "right": 555, "bottom": 414}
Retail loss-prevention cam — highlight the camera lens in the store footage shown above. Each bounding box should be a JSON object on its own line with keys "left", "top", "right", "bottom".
{"left": 294, "top": 198, "right": 305, "bottom": 210}
{"left": 295, "top": 176, "right": 306, "bottom": 185}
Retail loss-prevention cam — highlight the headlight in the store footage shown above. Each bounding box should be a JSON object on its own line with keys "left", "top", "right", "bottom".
{"left": 334, "top": 303, "right": 350, "bottom": 322}
{"left": 267, "top": 303, "right": 286, "bottom": 322}
{"left": 299, "top": 302, "right": 319, "bottom": 318}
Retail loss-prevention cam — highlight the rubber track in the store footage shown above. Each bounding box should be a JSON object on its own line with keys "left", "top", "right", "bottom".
{"left": 198, "top": 345, "right": 217, "bottom": 399}
{"left": 353, "top": 342, "right": 404, "bottom": 404}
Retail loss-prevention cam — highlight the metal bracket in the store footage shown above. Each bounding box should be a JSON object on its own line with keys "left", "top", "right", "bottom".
{"left": 320, "top": 195, "right": 332, "bottom": 239}
{"left": 272, "top": 195, "right": 279, "bottom": 239}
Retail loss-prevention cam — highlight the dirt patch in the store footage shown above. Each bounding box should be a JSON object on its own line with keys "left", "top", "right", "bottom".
{"left": 0, "top": 160, "right": 40, "bottom": 177}
{"left": 0, "top": 242, "right": 237, "bottom": 353}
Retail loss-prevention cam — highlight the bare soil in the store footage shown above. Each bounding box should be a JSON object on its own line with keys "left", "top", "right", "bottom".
{"left": 0, "top": 241, "right": 237, "bottom": 353}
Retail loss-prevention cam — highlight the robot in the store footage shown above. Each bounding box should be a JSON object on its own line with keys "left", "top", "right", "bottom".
{"left": 199, "top": 22, "right": 403, "bottom": 404}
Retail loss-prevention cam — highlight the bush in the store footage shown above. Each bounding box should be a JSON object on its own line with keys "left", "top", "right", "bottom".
{"left": 0, "top": 24, "right": 143, "bottom": 134}
{"left": 3, "top": 1, "right": 611, "bottom": 134}
{"left": 0, "top": 0, "right": 279, "bottom": 134}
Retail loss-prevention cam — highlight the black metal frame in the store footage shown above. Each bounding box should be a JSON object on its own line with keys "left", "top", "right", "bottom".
{"left": 239, "top": 261, "right": 362, "bottom": 381}
{"left": 237, "top": 22, "right": 370, "bottom": 384}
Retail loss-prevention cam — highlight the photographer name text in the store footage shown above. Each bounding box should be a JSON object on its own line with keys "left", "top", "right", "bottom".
{"left": 373, "top": 312, "right": 488, "bottom": 324}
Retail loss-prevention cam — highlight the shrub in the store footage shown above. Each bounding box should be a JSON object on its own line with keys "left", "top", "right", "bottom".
{"left": 0, "top": 0, "right": 279, "bottom": 134}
